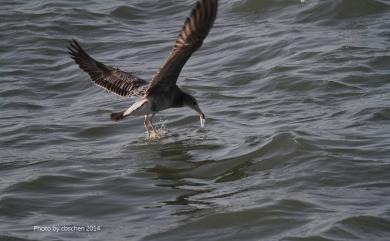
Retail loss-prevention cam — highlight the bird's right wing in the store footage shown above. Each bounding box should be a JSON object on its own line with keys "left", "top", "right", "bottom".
{"left": 146, "top": 0, "right": 218, "bottom": 94}
{"left": 68, "top": 40, "right": 148, "bottom": 98}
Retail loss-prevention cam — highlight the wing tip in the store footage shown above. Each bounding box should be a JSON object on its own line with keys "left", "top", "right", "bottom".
{"left": 68, "top": 39, "right": 80, "bottom": 51}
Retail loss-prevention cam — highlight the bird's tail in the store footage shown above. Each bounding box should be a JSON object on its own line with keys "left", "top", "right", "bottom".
{"left": 111, "top": 111, "right": 126, "bottom": 122}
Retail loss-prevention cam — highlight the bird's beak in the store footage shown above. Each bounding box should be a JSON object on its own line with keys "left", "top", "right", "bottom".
{"left": 193, "top": 106, "right": 206, "bottom": 127}
{"left": 199, "top": 112, "right": 205, "bottom": 128}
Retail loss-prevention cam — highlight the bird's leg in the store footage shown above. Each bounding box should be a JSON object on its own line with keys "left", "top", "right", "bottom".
{"left": 144, "top": 115, "right": 151, "bottom": 138}
{"left": 148, "top": 114, "right": 160, "bottom": 138}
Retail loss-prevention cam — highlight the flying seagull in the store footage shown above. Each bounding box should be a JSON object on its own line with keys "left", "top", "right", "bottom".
{"left": 68, "top": 0, "right": 218, "bottom": 137}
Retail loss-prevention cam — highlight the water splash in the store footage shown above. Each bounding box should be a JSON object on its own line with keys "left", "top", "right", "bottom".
{"left": 146, "top": 118, "right": 168, "bottom": 140}
{"left": 157, "top": 118, "right": 168, "bottom": 135}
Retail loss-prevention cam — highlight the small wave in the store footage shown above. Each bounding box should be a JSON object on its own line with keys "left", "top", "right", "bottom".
{"left": 327, "top": 215, "right": 390, "bottom": 240}
{"left": 297, "top": 0, "right": 390, "bottom": 24}
{"left": 75, "top": 126, "right": 117, "bottom": 139}
{"left": 1, "top": 101, "right": 44, "bottom": 111}
{"left": 0, "top": 235, "right": 34, "bottom": 241}
{"left": 4, "top": 174, "right": 82, "bottom": 194}
{"left": 235, "top": 0, "right": 389, "bottom": 24}
{"left": 324, "top": 80, "right": 362, "bottom": 91}
{"left": 236, "top": 0, "right": 298, "bottom": 12}
{"left": 110, "top": 5, "right": 143, "bottom": 20}
{"left": 215, "top": 132, "right": 306, "bottom": 179}
{"left": 350, "top": 107, "right": 390, "bottom": 124}
{"left": 370, "top": 107, "right": 390, "bottom": 121}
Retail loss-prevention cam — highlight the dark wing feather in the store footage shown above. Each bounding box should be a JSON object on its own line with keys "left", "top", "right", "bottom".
{"left": 146, "top": 0, "right": 218, "bottom": 95}
{"left": 68, "top": 40, "right": 148, "bottom": 97}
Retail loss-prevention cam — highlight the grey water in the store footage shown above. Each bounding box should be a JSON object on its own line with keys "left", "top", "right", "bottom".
{"left": 1, "top": 0, "right": 390, "bottom": 240}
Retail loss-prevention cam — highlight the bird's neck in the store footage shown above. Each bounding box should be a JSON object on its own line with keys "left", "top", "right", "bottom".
{"left": 171, "top": 87, "right": 187, "bottom": 108}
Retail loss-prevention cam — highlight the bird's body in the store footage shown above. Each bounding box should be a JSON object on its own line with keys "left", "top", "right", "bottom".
{"left": 68, "top": 0, "right": 217, "bottom": 137}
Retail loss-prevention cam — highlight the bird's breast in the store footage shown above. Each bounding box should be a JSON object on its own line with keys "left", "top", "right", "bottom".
{"left": 150, "top": 92, "right": 176, "bottom": 112}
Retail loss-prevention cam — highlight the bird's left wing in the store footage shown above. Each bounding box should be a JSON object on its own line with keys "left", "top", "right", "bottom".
{"left": 68, "top": 40, "right": 148, "bottom": 97}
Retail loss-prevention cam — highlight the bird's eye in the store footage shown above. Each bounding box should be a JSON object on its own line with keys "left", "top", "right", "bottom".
{"left": 193, "top": 101, "right": 197, "bottom": 105}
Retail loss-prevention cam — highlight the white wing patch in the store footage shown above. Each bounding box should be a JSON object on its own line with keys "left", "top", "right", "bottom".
{"left": 124, "top": 98, "right": 151, "bottom": 117}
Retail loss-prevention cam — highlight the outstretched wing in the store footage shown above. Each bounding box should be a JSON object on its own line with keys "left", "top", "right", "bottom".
{"left": 146, "top": 0, "right": 218, "bottom": 94}
{"left": 68, "top": 40, "right": 148, "bottom": 98}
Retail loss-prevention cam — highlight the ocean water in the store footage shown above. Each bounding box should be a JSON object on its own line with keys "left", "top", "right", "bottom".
{"left": 1, "top": 0, "right": 390, "bottom": 240}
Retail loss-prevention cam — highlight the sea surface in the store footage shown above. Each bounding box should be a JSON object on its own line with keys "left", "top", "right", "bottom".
{"left": 1, "top": 0, "right": 390, "bottom": 240}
